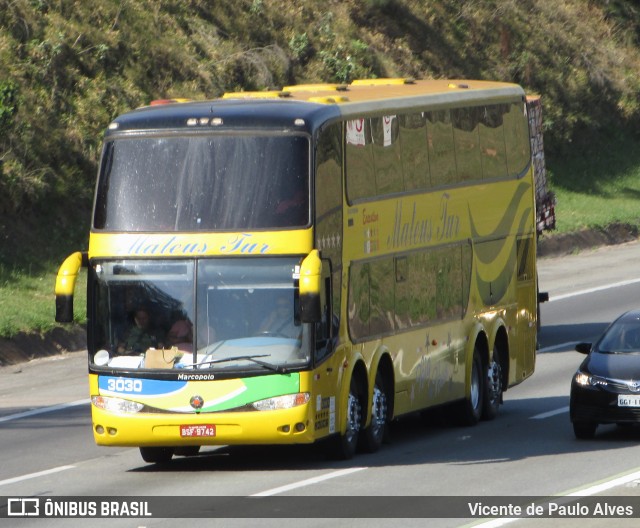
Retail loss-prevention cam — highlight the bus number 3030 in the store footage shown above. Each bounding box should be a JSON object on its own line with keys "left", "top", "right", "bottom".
{"left": 107, "top": 378, "right": 143, "bottom": 393}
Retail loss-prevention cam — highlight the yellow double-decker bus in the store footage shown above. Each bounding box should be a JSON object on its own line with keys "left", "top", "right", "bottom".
{"left": 56, "top": 78, "right": 539, "bottom": 463}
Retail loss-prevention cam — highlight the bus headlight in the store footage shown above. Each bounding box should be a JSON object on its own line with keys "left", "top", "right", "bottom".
{"left": 91, "top": 395, "right": 144, "bottom": 414}
{"left": 252, "top": 393, "right": 310, "bottom": 411}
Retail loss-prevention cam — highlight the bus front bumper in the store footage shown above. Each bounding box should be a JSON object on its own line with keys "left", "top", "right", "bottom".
{"left": 91, "top": 404, "right": 321, "bottom": 447}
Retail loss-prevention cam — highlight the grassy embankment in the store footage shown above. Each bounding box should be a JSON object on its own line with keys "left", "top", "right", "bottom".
{"left": 550, "top": 134, "right": 640, "bottom": 233}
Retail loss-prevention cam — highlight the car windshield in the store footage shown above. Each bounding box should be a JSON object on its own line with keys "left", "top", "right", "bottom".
{"left": 90, "top": 258, "right": 311, "bottom": 372}
{"left": 597, "top": 319, "right": 640, "bottom": 353}
{"left": 93, "top": 133, "right": 310, "bottom": 231}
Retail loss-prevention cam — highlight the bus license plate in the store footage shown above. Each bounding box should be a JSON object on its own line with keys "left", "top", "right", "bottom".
{"left": 618, "top": 395, "right": 640, "bottom": 407}
{"left": 180, "top": 424, "right": 216, "bottom": 437}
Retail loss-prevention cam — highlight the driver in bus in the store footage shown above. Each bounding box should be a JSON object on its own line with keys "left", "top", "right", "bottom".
{"left": 117, "top": 307, "right": 164, "bottom": 354}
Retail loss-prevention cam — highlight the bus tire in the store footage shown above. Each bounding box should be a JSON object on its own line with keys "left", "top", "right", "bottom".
{"left": 359, "top": 371, "right": 389, "bottom": 453}
{"left": 139, "top": 446, "right": 174, "bottom": 464}
{"left": 482, "top": 345, "right": 502, "bottom": 421}
{"left": 460, "top": 348, "right": 483, "bottom": 426}
{"left": 333, "top": 377, "right": 363, "bottom": 460}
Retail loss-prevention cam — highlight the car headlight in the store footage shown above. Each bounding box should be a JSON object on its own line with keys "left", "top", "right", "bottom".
{"left": 574, "top": 371, "right": 608, "bottom": 387}
{"left": 91, "top": 395, "right": 144, "bottom": 414}
{"left": 252, "top": 393, "right": 310, "bottom": 411}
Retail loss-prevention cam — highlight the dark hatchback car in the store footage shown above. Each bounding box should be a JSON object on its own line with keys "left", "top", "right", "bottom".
{"left": 570, "top": 310, "right": 640, "bottom": 439}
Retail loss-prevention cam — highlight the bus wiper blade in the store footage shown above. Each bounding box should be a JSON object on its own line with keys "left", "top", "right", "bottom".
{"left": 197, "top": 355, "right": 285, "bottom": 373}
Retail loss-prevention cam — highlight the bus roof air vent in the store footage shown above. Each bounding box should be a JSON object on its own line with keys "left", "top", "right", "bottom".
{"left": 350, "top": 78, "right": 415, "bottom": 86}
{"left": 307, "top": 96, "right": 350, "bottom": 104}
{"left": 221, "top": 91, "right": 291, "bottom": 99}
{"left": 283, "top": 84, "right": 348, "bottom": 92}
{"left": 149, "top": 98, "right": 193, "bottom": 106}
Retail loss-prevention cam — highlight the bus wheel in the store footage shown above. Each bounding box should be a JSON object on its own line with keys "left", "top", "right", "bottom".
{"left": 139, "top": 446, "right": 174, "bottom": 464}
{"left": 460, "top": 348, "right": 483, "bottom": 426}
{"left": 335, "top": 378, "right": 363, "bottom": 459}
{"left": 482, "top": 346, "right": 502, "bottom": 421}
{"left": 360, "top": 372, "right": 389, "bottom": 453}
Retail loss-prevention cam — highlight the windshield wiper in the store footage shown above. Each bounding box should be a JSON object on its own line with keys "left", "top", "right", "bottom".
{"left": 196, "top": 354, "right": 285, "bottom": 373}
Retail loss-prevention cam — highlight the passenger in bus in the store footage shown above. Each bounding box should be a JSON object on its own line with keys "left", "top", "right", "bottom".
{"left": 275, "top": 188, "right": 307, "bottom": 226}
{"left": 117, "top": 307, "right": 164, "bottom": 354}
{"left": 167, "top": 318, "right": 193, "bottom": 353}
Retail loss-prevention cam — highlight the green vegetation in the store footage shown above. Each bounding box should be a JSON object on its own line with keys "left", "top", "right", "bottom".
{"left": 550, "top": 133, "right": 640, "bottom": 232}
{"left": 1, "top": 0, "right": 640, "bottom": 338}
{"left": 0, "top": 265, "right": 86, "bottom": 336}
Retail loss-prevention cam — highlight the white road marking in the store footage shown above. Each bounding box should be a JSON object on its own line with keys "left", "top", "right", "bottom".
{"left": 537, "top": 342, "right": 578, "bottom": 353}
{"left": 566, "top": 467, "right": 640, "bottom": 496}
{"left": 0, "top": 399, "right": 89, "bottom": 423}
{"left": 471, "top": 468, "right": 640, "bottom": 527}
{"left": 251, "top": 467, "right": 367, "bottom": 496}
{"left": 548, "top": 278, "right": 640, "bottom": 302}
{"left": 530, "top": 406, "right": 569, "bottom": 420}
{"left": 0, "top": 465, "right": 75, "bottom": 487}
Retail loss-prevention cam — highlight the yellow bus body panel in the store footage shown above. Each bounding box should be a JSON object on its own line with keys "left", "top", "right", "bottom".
{"left": 89, "top": 371, "right": 337, "bottom": 446}
{"left": 54, "top": 251, "right": 83, "bottom": 296}
{"left": 88, "top": 365, "right": 353, "bottom": 446}
{"left": 88, "top": 229, "right": 314, "bottom": 259}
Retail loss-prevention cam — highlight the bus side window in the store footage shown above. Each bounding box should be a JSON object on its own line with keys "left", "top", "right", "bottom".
{"left": 371, "top": 115, "right": 402, "bottom": 195}
{"left": 345, "top": 118, "right": 374, "bottom": 202}
{"left": 426, "top": 109, "right": 456, "bottom": 187}
{"left": 479, "top": 105, "right": 508, "bottom": 180}
{"left": 398, "top": 112, "right": 429, "bottom": 191}
{"left": 452, "top": 107, "right": 482, "bottom": 184}
{"left": 504, "top": 101, "right": 531, "bottom": 178}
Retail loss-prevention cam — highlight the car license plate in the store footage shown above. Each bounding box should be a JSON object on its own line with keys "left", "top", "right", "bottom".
{"left": 618, "top": 395, "right": 640, "bottom": 407}
{"left": 180, "top": 424, "right": 216, "bottom": 437}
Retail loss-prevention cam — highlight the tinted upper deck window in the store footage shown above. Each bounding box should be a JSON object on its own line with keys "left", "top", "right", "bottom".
{"left": 94, "top": 134, "right": 310, "bottom": 231}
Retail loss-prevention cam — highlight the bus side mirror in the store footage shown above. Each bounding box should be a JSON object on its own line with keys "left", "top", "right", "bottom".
{"left": 55, "top": 251, "right": 87, "bottom": 323}
{"left": 298, "top": 250, "right": 322, "bottom": 323}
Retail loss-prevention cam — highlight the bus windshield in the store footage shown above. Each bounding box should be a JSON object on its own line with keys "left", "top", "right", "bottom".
{"left": 93, "top": 134, "right": 310, "bottom": 231}
{"left": 91, "top": 258, "right": 311, "bottom": 372}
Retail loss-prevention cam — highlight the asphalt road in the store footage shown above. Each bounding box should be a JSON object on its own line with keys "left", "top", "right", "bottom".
{"left": 2, "top": 241, "right": 640, "bottom": 527}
